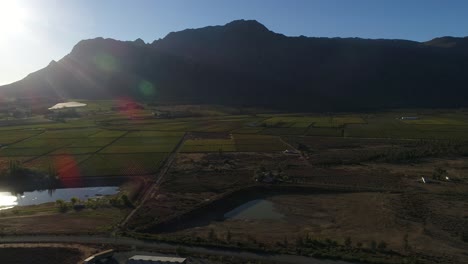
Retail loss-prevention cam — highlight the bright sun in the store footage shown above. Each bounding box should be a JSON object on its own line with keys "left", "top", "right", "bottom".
{"left": 0, "top": 1, "right": 29, "bottom": 35}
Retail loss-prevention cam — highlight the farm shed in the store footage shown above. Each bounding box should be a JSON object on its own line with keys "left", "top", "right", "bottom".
{"left": 127, "top": 255, "right": 187, "bottom": 264}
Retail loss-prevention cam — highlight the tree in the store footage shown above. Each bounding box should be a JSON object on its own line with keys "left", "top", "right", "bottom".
{"left": 121, "top": 194, "right": 134, "bottom": 208}
{"left": 403, "top": 234, "right": 411, "bottom": 252}
{"left": 208, "top": 229, "right": 215, "bottom": 240}
{"left": 85, "top": 199, "right": 98, "bottom": 209}
{"left": 344, "top": 237, "right": 352, "bottom": 247}
{"left": 297, "top": 143, "right": 309, "bottom": 152}
{"left": 377, "top": 241, "right": 387, "bottom": 251}
{"left": 226, "top": 229, "right": 232, "bottom": 242}
{"left": 70, "top": 197, "right": 79, "bottom": 205}
{"left": 432, "top": 167, "right": 448, "bottom": 180}
{"left": 370, "top": 240, "right": 377, "bottom": 251}
{"left": 461, "top": 232, "right": 468, "bottom": 243}
{"left": 295, "top": 236, "right": 304, "bottom": 247}
{"left": 55, "top": 199, "right": 69, "bottom": 213}
{"left": 47, "top": 164, "right": 58, "bottom": 180}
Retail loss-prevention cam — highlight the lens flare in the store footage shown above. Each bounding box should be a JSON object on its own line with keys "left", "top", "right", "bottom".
{"left": 0, "top": 1, "right": 29, "bottom": 35}
{"left": 138, "top": 80, "right": 155, "bottom": 97}
{"left": 93, "top": 53, "right": 119, "bottom": 72}
{"left": 54, "top": 154, "right": 83, "bottom": 188}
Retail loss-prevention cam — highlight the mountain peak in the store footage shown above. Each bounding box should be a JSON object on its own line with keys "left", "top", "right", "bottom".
{"left": 5, "top": 21, "right": 468, "bottom": 111}
{"left": 133, "top": 38, "right": 146, "bottom": 45}
{"left": 224, "top": 19, "right": 269, "bottom": 32}
{"left": 425, "top": 36, "right": 468, "bottom": 48}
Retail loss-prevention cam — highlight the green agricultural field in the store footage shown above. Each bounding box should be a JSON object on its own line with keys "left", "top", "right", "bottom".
{"left": 75, "top": 153, "right": 168, "bottom": 176}
{"left": 260, "top": 115, "right": 365, "bottom": 129}
{"left": 0, "top": 119, "right": 96, "bottom": 131}
{"left": 9, "top": 138, "right": 79, "bottom": 149}
{"left": 231, "top": 127, "right": 265, "bottom": 134}
{"left": 262, "top": 116, "right": 317, "bottom": 128}
{"left": 89, "top": 130, "right": 127, "bottom": 138}
{"left": 104, "top": 116, "right": 263, "bottom": 133}
{"left": 307, "top": 127, "right": 344, "bottom": 137}
{"left": 1, "top": 107, "right": 468, "bottom": 179}
{"left": 100, "top": 133, "right": 183, "bottom": 153}
{"left": 313, "top": 116, "right": 366, "bottom": 128}
{"left": 100, "top": 144, "right": 177, "bottom": 153}
{"left": 260, "top": 127, "right": 307, "bottom": 135}
{"left": 125, "top": 131, "right": 184, "bottom": 137}
{"left": 0, "top": 130, "right": 42, "bottom": 145}
{"left": 36, "top": 128, "right": 101, "bottom": 138}
{"left": 234, "top": 134, "right": 288, "bottom": 152}
{"left": 113, "top": 137, "right": 181, "bottom": 145}
{"left": 345, "top": 113, "right": 468, "bottom": 140}
{"left": 25, "top": 154, "right": 91, "bottom": 173}
{"left": 401, "top": 116, "right": 468, "bottom": 125}
{"left": 181, "top": 139, "right": 236, "bottom": 152}
{"left": 68, "top": 137, "right": 118, "bottom": 147}
{"left": 50, "top": 147, "right": 101, "bottom": 155}
{"left": 0, "top": 147, "right": 56, "bottom": 157}
{"left": 0, "top": 156, "right": 33, "bottom": 170}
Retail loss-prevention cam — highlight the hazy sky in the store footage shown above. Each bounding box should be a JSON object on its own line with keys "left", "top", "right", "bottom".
{"left": 1, "top": 0, "right": 468, "bottom": 85}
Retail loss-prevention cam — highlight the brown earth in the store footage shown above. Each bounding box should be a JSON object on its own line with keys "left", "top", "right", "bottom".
{"left": 0, "top": 208, "right": 126, "bottom": 235}
{"left": 0, "top": 243, "right": 95, "bottom": 264}
{"left": 128, "top": 136, "right": 468, "bottom": 263}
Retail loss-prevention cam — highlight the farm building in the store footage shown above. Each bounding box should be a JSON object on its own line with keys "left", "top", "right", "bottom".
{"left": 127, "top": 255, "right": 187, "bottom": 264}
{"left": 400, "top": 116, "right": 419, "bottom": 120}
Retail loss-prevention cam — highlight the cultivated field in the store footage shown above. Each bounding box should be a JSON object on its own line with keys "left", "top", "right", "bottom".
{"left": 1, "top": 102, "right": 468, "bottom": 263}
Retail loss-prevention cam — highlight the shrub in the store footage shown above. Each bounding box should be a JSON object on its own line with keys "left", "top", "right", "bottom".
{"left": 55, "top": 199, "right": 69, "bottom": 213}
{"left": 344, "top": 237, "right": 352, "bottom": 247}
{"left": 377, "top": 241, "right": 387, "bottom": 251}
{"left": 370, "top": 240, "right": 377, "bottom": 251}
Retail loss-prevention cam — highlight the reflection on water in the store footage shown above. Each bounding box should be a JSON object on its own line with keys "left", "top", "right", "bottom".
{"left": 224, "top": 199, "right": 284, "bottom": 220}
{"left": 0, "top": 186, "right": 119, "bottom": 210}
{"left": 48, "top": 101, "right": 87, "bottom": 110}
{"left": 0, "top": 193, "right": 18, "bottom": 210}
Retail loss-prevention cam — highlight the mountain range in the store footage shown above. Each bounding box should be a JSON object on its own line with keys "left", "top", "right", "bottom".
{"left": 2, "top": 19, "right": 468, "bottom": 111}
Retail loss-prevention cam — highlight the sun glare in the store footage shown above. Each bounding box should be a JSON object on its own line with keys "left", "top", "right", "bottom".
{"left": 0, "top": 192, "right": 17, "bottom": 210}
{"left": 0, "top": 1, "right": 29, "bottom": 35}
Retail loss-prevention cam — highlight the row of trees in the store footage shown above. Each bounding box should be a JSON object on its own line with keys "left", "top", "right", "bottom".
{"left": 55, "top": 194, "right": 134, "bottom": 213}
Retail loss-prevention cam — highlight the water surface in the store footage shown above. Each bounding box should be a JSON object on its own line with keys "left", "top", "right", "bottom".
{"left": 224, "top": 199, "right": 284, "bottom": 220}
{"left": 48, "top": 101, "right": 87, "bottom": 110}
{"left": 0, "top": 186, "right": 119, "bottom": 210}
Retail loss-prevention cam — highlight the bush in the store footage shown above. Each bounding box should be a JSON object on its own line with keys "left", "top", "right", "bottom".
{"left": 432, "top": 167, "right": 448, "bottom": 180}
{"left": 461, "top": 232, "right": 468, "bottom": 243}
{"left": 55, "top": 199, "right": 69, "bottom": 213}
{"left": 344, "top": 237, "right": 352, "bottom": 247}
{"left": 121, "top": 194, "right": 134, "bottom": 208}
{"left": 377, "top": 241, "right": 387, "bottom": 251}
{"left": 370, "top": 240, "right": 377, "bottom": 251}
{"left": 70, "top": 197, "right": 79, "bottom": 205}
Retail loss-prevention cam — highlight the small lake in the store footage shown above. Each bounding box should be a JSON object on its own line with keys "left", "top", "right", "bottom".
{"left": 224, "top": 199, "right": 284, "bottom": 220}
{"left": 0, "top": 186, "right": 119, "bottom": 210}
{"left": 48, "top": 101, "right": 87, "bottom": 110}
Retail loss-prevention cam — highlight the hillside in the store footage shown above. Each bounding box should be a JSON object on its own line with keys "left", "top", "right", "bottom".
{"left": 2, "top": 19, "right": 468, "bottom": 111}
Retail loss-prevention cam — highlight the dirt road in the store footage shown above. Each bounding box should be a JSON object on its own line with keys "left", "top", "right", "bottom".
{"left": 120, "top": 133, "right": 188, "bottom": 228}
